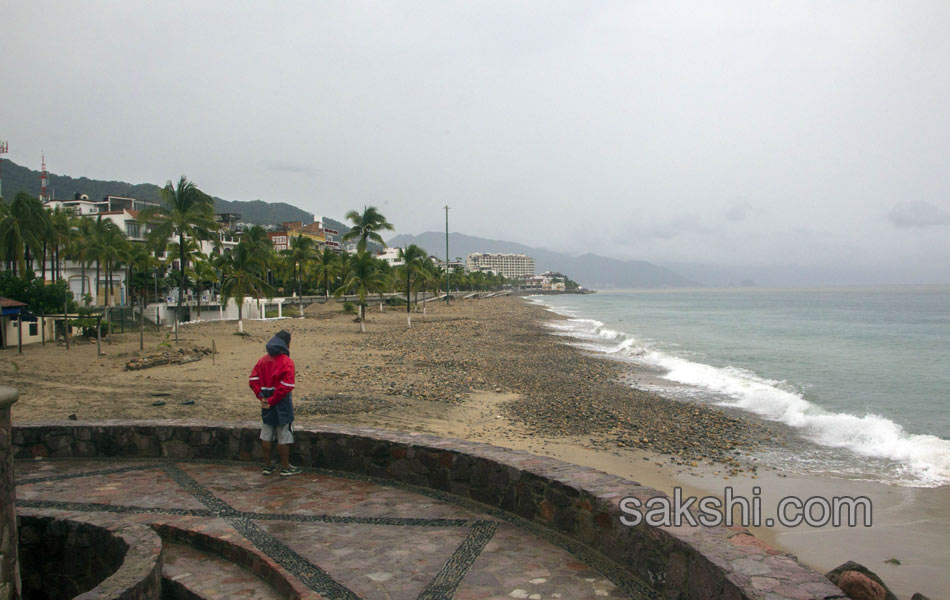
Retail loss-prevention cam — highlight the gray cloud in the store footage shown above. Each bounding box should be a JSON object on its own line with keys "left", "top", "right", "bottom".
{"left": 887, "top": 201, "right": 950, "bottom": 228}
{"left": 2, "top": 2, "right": 949, "bottom": 283}
{"left": 263, "top": 162, "right": 320, "bottom": 176}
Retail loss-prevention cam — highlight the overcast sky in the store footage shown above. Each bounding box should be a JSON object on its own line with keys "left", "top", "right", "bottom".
{"left": 2, "top": 1, "right": 949, "bottom": 283}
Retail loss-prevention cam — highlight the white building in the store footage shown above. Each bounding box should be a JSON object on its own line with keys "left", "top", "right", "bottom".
{"left": 466, "top": 253, "right": 535, "bottom": 280}
{"left": 41, "top": 195, "right": 238, "bottom": 306}
{"left": 377, "top": 247, "right": 404, "bottom": 266}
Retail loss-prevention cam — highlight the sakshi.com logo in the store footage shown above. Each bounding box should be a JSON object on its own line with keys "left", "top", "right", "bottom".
{"left": 619, "top": 487, "right": 873, "bottom": 528}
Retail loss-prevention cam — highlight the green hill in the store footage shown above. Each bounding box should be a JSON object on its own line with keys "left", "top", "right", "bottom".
{"left": 0, "top": 159, "right": 313, "bottom": 225}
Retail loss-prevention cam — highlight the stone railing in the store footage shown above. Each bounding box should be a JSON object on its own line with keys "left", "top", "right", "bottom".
{"left": 0, "top": 387, "right": 19, "bottom": 600}
{"left": 10, "top": 420, "right": 846, "bottom": 600}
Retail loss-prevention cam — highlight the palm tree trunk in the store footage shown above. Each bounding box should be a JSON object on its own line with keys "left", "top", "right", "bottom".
{"left": 359, "top": 303, "right": 366, "bottom": 333}
{"left": 80, "top": 262, "right": 86, "bottom": 301}
{"left": 196, "top": 283, "right": 202, "bottom": 320}
{"left": 177, "top": 233, "right": 185, "bottom": 344}
{"left": 41, "top": 242, "right": 47, "bottom": 282}
{"left": 297, "top": 264, "right": 304, "bottom": 317}
{"left": 95, "top": 259, "right": 100, "bottom": 305}
{"left": 406, "top": 271, "right": 411, "bottom": 328}
{"left": 237, "top": 303, "right": 244, "bottom": 333}
{"left": 139, "top": 288, "right": 145, "bottom": 351}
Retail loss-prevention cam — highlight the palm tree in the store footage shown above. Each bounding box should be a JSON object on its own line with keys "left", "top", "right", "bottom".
{"left": 396, "top": 244, "right": 427, "bottom": 328}
{"left": 141, "top": 176, "right": 215, "bottom": 343}
{"left": 67, "top": 218, "right": 94, "bottom": 303}
{"left": 86, "top": 215, "right": 113, "bottom": 305}
{"left": 376, "top": 269, "right": 394, "bottom": 312}
{"left": 220, "top": 240, "right": 271, "bottom": 333}
{"left": 312, "top": 246, "right": 340, "bottom": 300}
{"left": 97, "top": 222, "right": 129, "bottom": 332}
{"left": 164, "top": 237, "right": 201, "bottom": 317}
{"left": 334, "top": 251, "right": 384, "bottom": 333}
{"left": 128, "top": 243, "right": 157, "bottom": 350}
{"left": 192, "top": 254, "right": 217, "bottom": 320}
{"left": 282, "top": 235, "right": 317, "bottom": 316}
{"left": 0, "top": 192, "right": 47, "bottom": 275}
{"left": 48, "top": 206, "right": 74, "bottom": 283}
{"left": 341, "top": 206, "right": 394, "bottom": 253}
{"left": 420, "top": 261, "right": 443, "bottom": 317}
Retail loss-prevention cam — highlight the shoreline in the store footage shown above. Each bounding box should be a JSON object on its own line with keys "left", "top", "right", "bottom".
{"left": 3, "top": 296, "right": 946, "bottom": 598}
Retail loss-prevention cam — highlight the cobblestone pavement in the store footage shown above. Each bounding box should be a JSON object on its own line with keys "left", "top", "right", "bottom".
{"left": 15, "top": 459, "right": 648, "bottom": 600}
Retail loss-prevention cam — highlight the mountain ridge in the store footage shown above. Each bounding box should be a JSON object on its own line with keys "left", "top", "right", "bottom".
{"left": 388, "top": 231, "right": 695, "bottom": 289}
{"left": 0, "top": 159, "right": 314, "bottom": 225}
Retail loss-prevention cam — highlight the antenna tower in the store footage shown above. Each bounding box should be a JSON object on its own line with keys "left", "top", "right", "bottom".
{"left": 40, "top": 154, "right": 50, "bottom": 202}
{"left": 0, "top": 140, "right": 8, "bottom": 199}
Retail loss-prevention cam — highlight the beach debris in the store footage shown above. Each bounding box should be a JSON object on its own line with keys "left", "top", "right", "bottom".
{"left": 67, "top": 413, "right": 78, "bottom": 421}
{"left": 181, "top": 400, "right": 195, "bottom": 405}
{"left": 826, "top": 561, "right": 898, "bottom": 600}
{"left": 151, "top": 400, "right": 166, "bottom": 407}
{"left": 883, "top": 558, "right": 901, "bottom": 565}
{"left": 125, "top": 347, "right": 212, "bottom": 371}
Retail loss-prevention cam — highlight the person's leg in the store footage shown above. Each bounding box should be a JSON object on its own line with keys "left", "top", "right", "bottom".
{"left": 277, "top": 424, "right": 301, "bottom": 476}
{"left": 262, "top": 439, "right": 273, "bottom": 462}
{"left": 260, "top": 424, "right": 278, "bottom": 474}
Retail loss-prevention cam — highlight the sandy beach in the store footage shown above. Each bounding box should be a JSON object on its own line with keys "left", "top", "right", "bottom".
{"left": 3, "top": 296, "right": 946, "bottom": 598}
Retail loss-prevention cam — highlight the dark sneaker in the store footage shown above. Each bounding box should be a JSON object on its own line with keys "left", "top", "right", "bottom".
{"left": 262, "top": 463, "right": 277, "bottom": 475}
{"left": 279, "top": 465, "right": 303, "bottom": 477}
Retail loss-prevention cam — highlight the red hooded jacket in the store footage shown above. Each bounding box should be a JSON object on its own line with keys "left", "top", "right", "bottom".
{"left": 248, "top": 337, "right": 295, "bottom": 408}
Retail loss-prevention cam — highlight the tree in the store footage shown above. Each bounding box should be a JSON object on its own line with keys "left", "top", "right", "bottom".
{"left": 67, "top": 218, "right": 94, "bottom": 302}
{"left": 141, "top": 176, "right": 215, "bottom": 343}
{"left": 282, "top": 235, "right": 317, "bottom": 317}
{"left": 396, "top": 244, "right": 427, "bottom": 328}
{"left": 192, "top": 254, "right": 217, "bottom": 320}
{"left": 127, "top": 243, "right": 157, "bottom": 350}
{"left": 219, "top": 240, "right": 271, "bottom": 333}
{"left": 312, "top": 247, "right": 341, "bottom": 300}
{"left": 96, "top": 221, "right": 129, "bottom": 335}
{"left": 0, "top": 192, "right": 47, "bottom": 275}
{"left": 341, "top": 206, "right": 393, "bottom": 253}
{"left": 334, "top": 250, "right": 384, "bottom": 333}
{"left": 48, "top": 206, "right": 74, "bottom": 283}
{"left": 420, "top": 261, "right": 443, "bottom": 317}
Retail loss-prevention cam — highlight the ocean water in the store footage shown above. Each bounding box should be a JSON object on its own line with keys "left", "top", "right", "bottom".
{"left": 529, "top": 286, "right": 950, "bottom": 487}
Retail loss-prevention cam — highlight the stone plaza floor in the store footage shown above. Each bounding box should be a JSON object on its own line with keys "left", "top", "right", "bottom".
{"left": 14, "top": 458, "right": 652, "bottom": 600}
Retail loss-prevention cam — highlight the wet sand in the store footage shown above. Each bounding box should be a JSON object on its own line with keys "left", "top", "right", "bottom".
{"left": 3, "top": 296, "right": 945, "bottom": 598}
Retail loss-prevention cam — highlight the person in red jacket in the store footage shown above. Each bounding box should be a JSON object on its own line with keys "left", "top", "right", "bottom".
{"left": 248, "top": 330, "right": 302, "bottom": 476}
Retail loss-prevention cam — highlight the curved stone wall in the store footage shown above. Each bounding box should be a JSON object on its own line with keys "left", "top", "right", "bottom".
{"left": 11, "top": 420, "right": 844, "bottom": 600}
{"left": 0, "top": 388, "right": 19, "bottom": 600}
{"left": 18, "top": 516, "right": 161, "bottom": 600}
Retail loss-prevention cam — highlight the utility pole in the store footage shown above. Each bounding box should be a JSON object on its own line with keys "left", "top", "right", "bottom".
{"left": 0, "top": 140, "right": 8, "bottom": 200}
{"left": 444, "top": 205, "right": 450, "bottom": 304}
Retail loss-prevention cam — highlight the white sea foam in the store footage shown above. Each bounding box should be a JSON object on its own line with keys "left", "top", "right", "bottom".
{"left": 537, "top": 300, "right": 950, "bottom": 487}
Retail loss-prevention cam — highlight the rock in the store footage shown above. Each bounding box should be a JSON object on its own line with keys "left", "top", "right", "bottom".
{"left": 826, "top": 561, "right": 898, "bottom": 600}
{"left": 882, "top": 558, "right": 900, "bottom": 565}
{"left": 67, "top": 414, "right": 78, "bottom": 421}
{"left": 910, "top": 594, "right": 931, "bottom": 600}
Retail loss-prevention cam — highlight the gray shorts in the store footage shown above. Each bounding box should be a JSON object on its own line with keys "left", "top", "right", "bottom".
{"left": 260, "top": 423, "right": 293, "bottom": 445}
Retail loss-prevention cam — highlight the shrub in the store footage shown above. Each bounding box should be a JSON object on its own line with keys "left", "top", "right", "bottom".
{"left": 342, "top": 301, "right": 356, "bottom": 314}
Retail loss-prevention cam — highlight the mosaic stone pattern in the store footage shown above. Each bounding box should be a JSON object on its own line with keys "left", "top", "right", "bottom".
{"left": 15, "top": 459, "right": 640, "bottom": 599}
{"left": 10, "top": 421, "right": 848, "bottom": 600}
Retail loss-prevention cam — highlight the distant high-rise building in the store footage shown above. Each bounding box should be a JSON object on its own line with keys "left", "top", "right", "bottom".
{"left": 466, "top": 253, "right": 535, "bottom": 279}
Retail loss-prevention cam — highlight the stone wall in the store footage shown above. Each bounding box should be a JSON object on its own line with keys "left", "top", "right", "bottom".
{"left": 18, "top": 516, "right": 161, "bottom": 600}
{"left": 0, "top": 388, "right": 19, "bottom": 600}
{"left": 11, "top": 420, "right": 846, "bottom": 600}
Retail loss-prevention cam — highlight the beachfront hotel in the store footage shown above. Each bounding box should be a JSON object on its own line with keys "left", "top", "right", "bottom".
{"left": 466, "top": 252, "right": 536, "bottom": 279}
